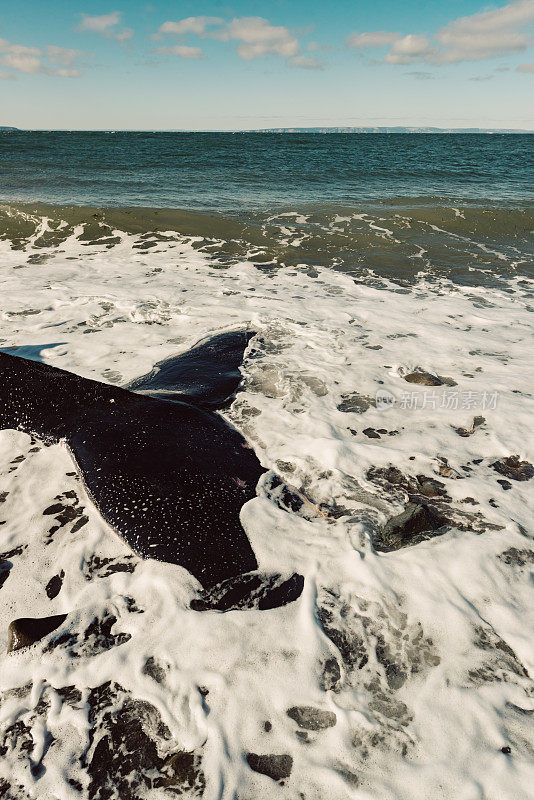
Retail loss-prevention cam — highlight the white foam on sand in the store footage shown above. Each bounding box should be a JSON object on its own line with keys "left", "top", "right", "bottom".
{"left": 0, "top": 224, "right": 533, "bottom": 799}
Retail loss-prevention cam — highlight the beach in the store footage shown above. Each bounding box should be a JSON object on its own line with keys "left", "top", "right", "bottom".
{"left": 0, "top": 132, "right": 533, "bottom": 799}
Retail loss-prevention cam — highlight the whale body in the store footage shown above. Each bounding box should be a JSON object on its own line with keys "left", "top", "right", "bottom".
{"left": 0, "top": 332, "right": 267, "bottom": 589}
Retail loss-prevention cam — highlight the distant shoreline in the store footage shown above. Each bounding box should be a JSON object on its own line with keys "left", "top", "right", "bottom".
{"left": 1, "top": 127, "right": 533, "bottom": 134}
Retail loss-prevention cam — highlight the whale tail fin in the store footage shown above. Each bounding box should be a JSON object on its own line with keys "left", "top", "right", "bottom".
{"left": 126, "top": 329, "right": 256, "bottom": 410}
{"left": 0, "top": 331, "right": 264, "bottom": 590}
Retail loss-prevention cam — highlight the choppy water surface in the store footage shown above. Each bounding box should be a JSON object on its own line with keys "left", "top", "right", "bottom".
{"left": 1, "top": 131, "right": 533, "bottom": 207}
{"left": 1, "top": 131, "right": 532, "bottom": 284}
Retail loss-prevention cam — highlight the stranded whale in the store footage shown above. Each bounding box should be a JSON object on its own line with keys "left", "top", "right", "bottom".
{"left": 0, "top": 331, "right": 303, "bottom": 601}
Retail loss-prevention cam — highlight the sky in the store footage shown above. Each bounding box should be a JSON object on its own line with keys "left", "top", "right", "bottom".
{"left": 1, "top": 0, "right": 533, "bottom": 129}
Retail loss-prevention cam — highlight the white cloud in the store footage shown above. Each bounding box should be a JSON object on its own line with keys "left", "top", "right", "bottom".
{"left": 154, "top": 17, "right": 223, "bottom": 38}
{"left": 307, "top": 41, "right": 332, "bottom": 53}
{"left": 288, "top": 54, "right": 324, "bottom": 69}
{"left": 350, "top": 0, "right": 534, "bottom": 66}
{"left": 52, "top": 68, "right": 80, "bottom": 78}
{"left": 385, "top": 35, "right": 436, "bottom": 64}
{"left": 77, "top": 11, "right": 133, "bottom": 43}
{"left": 115, "top": 29, "right": 134, "bottom": 43}
{"left": 45, "top": 46, "right": 82, "bottom": 66}
{"left": 77, "top": 11, "right": 121, "bottom": 34}
{"left": 226, "top": 17, "right": 299, "bottom": 59}
{"left": 155, "top": 45, "right": 203, "bottom": 59}
{"left": 435, "top": 0, "right": 534, "bottom": 62}
{"left": 152, "top": 15, "right": 315, "bottom": 66}
{"left": 0, "top": 70, "right": 15, "bottom": 80}
{"left": 0, "top": 38, "right": 81, "bottom": 77}
{"left": 0, "top": 42, "right": 41, "bottom": 74}
{"left": 517, "top": 60, "right": 534, "bottom": 69}
{"left": 347, "top": 31, "right": 401, "bottom": 48}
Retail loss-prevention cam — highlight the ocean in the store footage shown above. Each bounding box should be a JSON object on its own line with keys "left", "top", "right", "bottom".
{"left": 0, "top": 132, "right": 533, "bottom": 800}
{"left": 1, "top": 131, "right": 533, "bottom": 284}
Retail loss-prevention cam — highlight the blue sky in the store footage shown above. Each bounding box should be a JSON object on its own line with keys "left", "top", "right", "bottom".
{"left": 1, "top": 1, "right": 533, "bottom": 129}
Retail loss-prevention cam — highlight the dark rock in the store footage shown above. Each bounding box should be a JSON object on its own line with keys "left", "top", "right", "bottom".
{"left": 263, "top": 721, "right": 272, "bottom": 732}
{"left": 142, "top": 656, "right": 167, "bottom": 684}
{"left": 455, "top": 428, "right": 470, "bottom": 438}
{"left": 368, "top": 465, "right": 500, "bottom": 545}
{"left": 367, "top": 467, "right": 449, "bottom": 502}
{"left": 368, "top": 694, "right": 411, "bottom": 721}
{"left": 455, "top": 416, "right": 486, "bottom": 437}
{"left": 416, "top": 476, "right": 448, "bottom": 498}
{"left": 190, "top": 571, "right": 304, "bottom": 612}
{"left": 317, "top": 601, "right": 368, "bottom": 671}
{"left": 246, "top": 753, "right": 293, "bottom": 782}
{"left": 70, "top": 515, "right": 89, "bottom": 533}
{"left": 286, "top": 706, "right": 337, "bottom": 731}
{"left": 0, "top": 546, "right": 27, "bottom": 591}
{"left": 363, "top": 428, "right": 380, "bottom": 439}
{"left": 367, "top": 465, "right": 408, "bottom": 492}
{"left": 491, "top": 456, "right": 534, "bottom": 482}
{"left": 0, "top": 718, "right": 34, "bottom": 760}
{"left": 158, "top": 750, "right": 205, "bottom": 793}
{"left": 501, "top": 746, "right": 511, "bottom": 754}
{"left": 335, "top": 766, "right": 360, "bottom": 787}
{"left": 404, "top": 372, "right": 443, "bottom": 386}
{"left": 56, "top": 685, "right": 82, "bottom": 706}
{"left": 45, "top": 571, "right": 64, "bottom": 599}
{"left": 377, "top": 502, "right": 447, "bottom": 551}
{"left": 383, "top": 663, "right": 407, "bottom": 690}
{"left": 83, "top": 554, "right": 137, "bottom": 581}
{"left": 8, "top": 614, "right": 67, "bottom": 652}
{"left": 124, "top": 596, "right": 143, "bottom": 614}
{"left": 337, "top": 393, "right": 375, "bottom": 413}
{"left": 498, "top": 548, "right": 534, "bottom": 568}
{"left": 263, "top": 473, "right": 319, "bottom": 520}
{"left": 43, "top": 503, "right": 66, "bottom": 515}
{"left": 44, "top": 609, "right": 131, "bottom": 657}
{"left": 474, "top": 626, "right": 528, "bottom": 679}
{"left": 275, "top": 460, "right": 295, "bottom": 473}
{"left": 0, "top": 778, "right": 33, "bottom": 799}
{"left": 82, "top": 681, "right": 206, "bottom": 799}
{"left": 321, "top": 657, "right": 342, "bottom": 692}
{"left": 497, "top": 479, "right": 512, "bottom": 490}
{"left": 42, "top": 491, "right": 85, "bottom": 543}
{"left": 316, "top": 589, "right": 440, "bottom": 744}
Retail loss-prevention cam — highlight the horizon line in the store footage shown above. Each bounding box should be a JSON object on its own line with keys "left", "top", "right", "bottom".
{"left": 2, "top": 126, "right": 534, "bottom": 133}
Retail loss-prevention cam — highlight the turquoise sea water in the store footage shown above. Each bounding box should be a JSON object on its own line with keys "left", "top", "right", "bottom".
{"left": 0, "top": 132, "right": 532, "bottom": 284}
{"left": 0, "top": 131, "right": 532, "bottom": 208}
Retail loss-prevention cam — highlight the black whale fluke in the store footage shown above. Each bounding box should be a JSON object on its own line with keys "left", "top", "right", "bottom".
{"left": 127, "top": 329, "right": 256, "bottom": 409}
{"left": 0, "top": 331, "right": 303, "bottom": 602}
